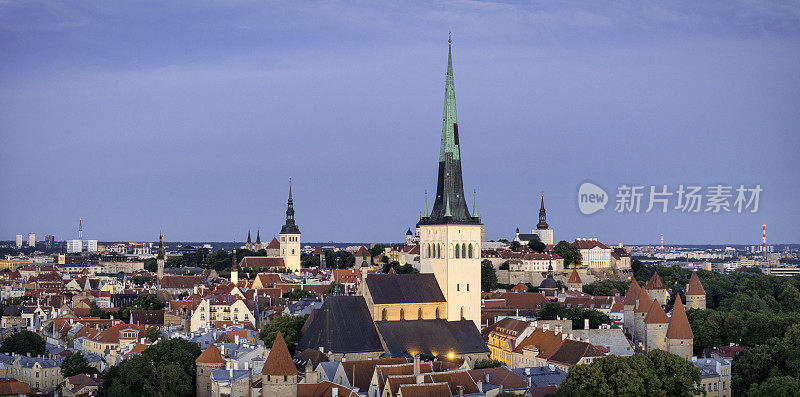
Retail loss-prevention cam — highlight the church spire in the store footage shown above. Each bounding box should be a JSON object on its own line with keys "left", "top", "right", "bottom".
{"left": 281, "top": 179, "right": 301, "bottom": 234}
{"left": 419, "top": 37, "right": 479, "bottom": 226}
{"left": 256, "top": 229, "right": 261, "bottom": 245}
{"left": 537, "top": 195, "right": 549, "bottom": 230}
{"left": 156, "top": 233, "right": 164, "bottom": 260}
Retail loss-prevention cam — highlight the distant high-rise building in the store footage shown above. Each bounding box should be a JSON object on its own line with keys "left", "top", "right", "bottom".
{"left": 67, "top": 240, "right": 83, "bottom": 253}
{"left": 28, "top": 234, "right": 35, "bottom": 247}
{"left": 44, "top": 235, "right": 55, "bottom": 249}
{"left": 84, "top": 240, "right": 98, "bottom": 252}
{"left": 15, "top": 235, "right": 23, "bottom": 249}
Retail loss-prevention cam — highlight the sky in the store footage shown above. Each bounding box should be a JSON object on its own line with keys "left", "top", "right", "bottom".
{"left": 1, "top": 1, "right": 799, "bottom": 245}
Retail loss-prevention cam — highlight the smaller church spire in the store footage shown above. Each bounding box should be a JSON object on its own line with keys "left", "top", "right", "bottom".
{"left": 157, "top": 233, "right": 165, "bottom": 260}
{"left": 424, "top": 191, "right": 429, "bottom": 218}
{"left": 247, "top": 230, "right": 252, "bottom": 245}
{"left": 231, "top": 248, "right": 237, "bottom": 269}
{"left": 281, "top": 179, "right": 301, "bottom": 235}
{"left": 256, "top": 229, "right": 261, "bottom": 245}
{"left": 537, "top": 195, "right": 549, "bottom": 230}
{"left": 472, "top": 189, "right": 477, "bottom": 217}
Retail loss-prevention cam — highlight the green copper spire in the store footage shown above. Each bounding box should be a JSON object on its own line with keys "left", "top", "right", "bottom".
{"left": 417, "top": 36, "right": 480, "bottom": 226}
{"left": 439, "top": 38, "right": 459, "bottom": 162}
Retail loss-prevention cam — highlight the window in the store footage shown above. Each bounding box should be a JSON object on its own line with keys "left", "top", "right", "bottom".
{"left": 457, "top": 284, "right": 460, "bottom": 291}
{"left": 455, "top": 244, "right": 460, "bottom": 258}
{"left": 427, "top": 244, "right": 431, "bottom": 258}
{"left": 400, "top": 309, "right": 405, "bottom": 320}
{"left": 467, "top": 284, "right": 469, "bottom": 291}
{"left": 418, "top": 308, "right": 423, "bottom": 320}
{"left": 382, "top": 308, "right": 387, "bottom": 321}
{"left": 460, "top": 307, "right": 464, "bottom": 319}
{"left": 437, "top": 244, "right": 441, "bottom": 258}
{"left": 468, "top": 244, "right": 473, "bottom": 258}
{"left": 462, "top": 244, "right": 466, "bottom": 259}
{"left": 435, "top": 307, "right": 440, "bottom": 319}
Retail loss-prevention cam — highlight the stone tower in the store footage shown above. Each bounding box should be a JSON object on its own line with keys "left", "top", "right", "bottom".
{"left": 622, "top": 280, "right": 641, "bottom": 336}
{"left": 633, "top": 286, "right": 652, "bottom": 347}
{"left": 666, "top": 294, "right": 694, "bottom": 359}
{"left": 261, "top": 331, "right": 298, "bottom": 397}
{"left": 644, "top": 299, "right": 669, "bottom": 352}
{"left": 280, "top": 182, "right": 301, "bottom": 273}
{"left": 645, "top": 272, "right": 669, "bottom": 304}
{"left": 195, "top": 344, "right": 226, "bottom": 397}
{"left": 567, "top": 269, "right": 583, "bottom": 291}
{"left": 417, "top": 38, "right": 482, "bottom": 328}
{"left": 685, "top": 271, "right": 706, "bottom": 310}
{"left": 156, "top": 233, "right": 165, "bottom": 281}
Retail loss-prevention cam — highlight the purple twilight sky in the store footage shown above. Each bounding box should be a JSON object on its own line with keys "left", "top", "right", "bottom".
{"left": 1, "top": 1, "right": 799, "bottom": 245}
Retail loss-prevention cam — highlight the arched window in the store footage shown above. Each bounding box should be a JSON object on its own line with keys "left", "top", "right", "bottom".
{"left": 427, "top": 244, "right": 431, "bottom": 258}
{"left": 400, "top": 308, "right": 405, "bottom": 320}
{"left": 418, "top": 308, "right": 423, "bottom": 320}
{"left": 462, "top": 244, "right": 466, "bottom": 259}
{"left": 437, "top": 244, "right": 441, "bottom": 258}
{"left": 460, "top": 307, "right": 465, "bottom": 319}
{"left": 381, "top": 308, "right": 387, "bottom": 321}
{"left": 435, "top": 307, "right": 440, "bottom": 319}
{"left": 455, "top": 244, "right": 460, "bottom": 258}
{"left": 468, "top": 244, "right": 473, "bottom": 258}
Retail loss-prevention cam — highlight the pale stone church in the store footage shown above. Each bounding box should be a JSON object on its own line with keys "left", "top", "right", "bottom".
{"left": 238, "top": 185, "right": 302, "bottom": 273}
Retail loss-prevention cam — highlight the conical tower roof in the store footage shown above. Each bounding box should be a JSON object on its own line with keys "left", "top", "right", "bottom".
{"left": 262, "top": 331, "right": 297, "bottom": 376}
{"left": 667, "top": 295, "right": 694, "bottom": 339}
{"left": 686, "top": 271, "right": 706, "bottom": 296}
{"left": 196, "top": 344, "right": 225, "bottom": 364}
{"left": 645, "top": 272, "right": 666, "bottom": 290}
{"left": 568, "top": 269, "right": 583, "bottom": 284}
{"left": 645, "top": 299, "right": 669, "bottom": 324}
{"left": 623, "top": 280, "right": 640, "bottom": 306}
{"left": 634, "top": 285, "right": 652, "bottom": 313}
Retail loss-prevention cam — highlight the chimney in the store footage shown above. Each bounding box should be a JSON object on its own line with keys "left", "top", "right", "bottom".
{"left": 413, "top": 353, "right": 420, "bottom": 374}
{"left": 234, "top": 335, "right": 239, "bottom": 344}
{"left": 332, "top": 388, "right": 338, "bottom": 397}
{"left": 484, "top": 371, "right": 490, "bottom": 383}
{"left": 457, "top": 385, "right": 464, "bottom": 396}
{"left": 584, "top": 319, "right": 590, "bottom": 330}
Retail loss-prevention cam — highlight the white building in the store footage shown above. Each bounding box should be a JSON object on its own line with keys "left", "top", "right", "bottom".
{"left": 28, "top": 234, "right": 36, "bottom": 247}
{"left": 15, "top": 235, "right": 23, "bottom": 249}
{"left": 67, "top": 240, "right": 83, "bottom": 253}
{"left": 84, "top": 240, "right": 98, "bottom": 252}
{"left": 572, "top": 238, "right": 612, "bottom": 269}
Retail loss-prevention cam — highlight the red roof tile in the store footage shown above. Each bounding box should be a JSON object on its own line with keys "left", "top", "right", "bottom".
{"left": 686, "top": 272, "right": 706, "bottom": 296}
{"left": 666, "top": 295, "right": 694, "bottom": 340}
{"left": 262, "top": 332, "right": 297, "bottom": 376}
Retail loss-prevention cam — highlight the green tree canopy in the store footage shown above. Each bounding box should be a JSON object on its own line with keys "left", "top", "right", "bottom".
{"left": 259, "top": 314, "right": 308, "bottom": 354}
{"left": 555, "top": 350, "right": 701, "bottom": 397}
{"left": 537, "top": 303, "right": 611, "bottom": 330}
{"left": 100, "top": 338, "right": 200, "bottom": 397}
{"left": 474, "top": 359, "right": 504, "bottom": 369}
{"left": 553, "top": 241, "right": 581, "bottom": 267}
{"left": 283, "top": 289, "right": 313, "bottom": 300}
{"left": 527, "top": 238, "right": 546, "bottom": 253}
{"left": 481, "top": 260, "right": 498, "bottom": 292}
{"left": 145, "top": 327, "right": 161, "bottom": 342}
{"left": 61, "top": 352, "right": 90, "bottom": 377}
{"left": 509, "top": 241, "right": 521, "bottom": 252}
{"left": 0, "top": 330, "right": 45, "bottom": 356}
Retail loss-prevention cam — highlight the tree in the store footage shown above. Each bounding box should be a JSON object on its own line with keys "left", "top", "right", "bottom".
{"left": 582, "top": 281, "right": 628, "bottom": 296}
{"left": 747, "top": 376, "right": 800, "bottom": 396}
{"left": 509, "top": 241, "right": 521, "bottom": 252}
{"left": 481, "top": 260, "right": 498, "bottom": 292}
{"left": 527, "top": 236, "right": 546, "bottom": 253}
{"left": 0, "top": 330, "right": 45, "bottom": 356}
{"left": 300, "top": 253, "right": 320, "bottom": 268}
{"left": 553, "top": 241, "right": 581, "bottom": 267}
{"left": 283, "top": 289, "right": 313, "bottom": 300}
{"left": 61, "top": 352, "right": 90, "bottom": 377}
{"left": 397, "top": 263, "right": 418, "bottom": 274}
{"left": 474, "top": 359, "right": 504, "bottom": 369}
{"left": 368, "top": 245, "right": 385, "bottom": 258}
{"left": 499, "top": 261, "right": 510, "bottom": 271}
{"left": 131, "top": 294, "right": 166, "bottom": 310}
{"left": 145, "top": 327, "right": 161, "bottom": 342}
{"left": 259, "top": 314, "right": 308, "bottom": 354}
{"left": 537, "top": 303, "right": 611, "bottom": 330}
{"left": 555, "top": 350, "right": 701, "bottom": 397}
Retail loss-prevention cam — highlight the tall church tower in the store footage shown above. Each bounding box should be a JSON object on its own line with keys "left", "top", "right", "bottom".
{"left": 418, "top": 38, "right": 482, "bottom": 328}
{"left": 280, "top": 182, "right": 301, "bottom": 273}
{"left": 533, "top": 196, "right": 554, "bottom": 244}
{"left": 156, "top": 233, "right": 165, "bottom": 281}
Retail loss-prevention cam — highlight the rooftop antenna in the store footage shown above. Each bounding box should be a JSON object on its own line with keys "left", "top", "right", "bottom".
{"left": 78, "top": 218, "right": 83, "bottom": 240}
{"left": 762, "top": 224, "right": 767, "bottom": 260}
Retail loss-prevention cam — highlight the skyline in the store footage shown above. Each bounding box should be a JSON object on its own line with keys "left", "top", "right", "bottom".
{"left": 1, "top": 1, "right": 799, "bottom": 244}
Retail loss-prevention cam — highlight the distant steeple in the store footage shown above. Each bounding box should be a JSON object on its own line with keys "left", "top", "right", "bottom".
{"left": 419, "top": 38, "right": 480, "bottom": 226}
{"left": 156, "top": 233, "right": 165, "bottom": 260}
{"left": 537, "top": 195, "right": 549, "bottom": 230}
{"left": 247, "top": 230, "right": 252, "bottom": 245}
{"left": 256, "top": 229, "right": 261, "bottom": 245}
{"left": 281, "top": 179, "right": 301, "bottom": 234}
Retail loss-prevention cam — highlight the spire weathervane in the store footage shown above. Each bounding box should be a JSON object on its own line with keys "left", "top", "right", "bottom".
{"left": 449, "top": 31, "right": 451, "bottom": 44}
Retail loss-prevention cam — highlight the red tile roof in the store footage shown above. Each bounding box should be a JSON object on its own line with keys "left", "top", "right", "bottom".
{"left": 622, "top": 280, "right": 640, "bottom": 306}
{"left": 262, "top": 332, "right": 297, "bottom": 376}
{"left": 645, "top": 272, "right": 666, "bottom": 290}
{"left": 196, "top": 344, "right": 226, "bottom": 364}
{"left": 686, "top": 272, "right": 706, "bottom": 296}
{"left": 666, "top": 295, "right": 694, "bottom": 340}
{"left": 266, "top": 238, "right": 281, "bottom": 250}
{"left": 567, "top": 269, "right": 583, "bottom": 284}
{"left": 644, "top": 299, "right": 669, "bottom": 324}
